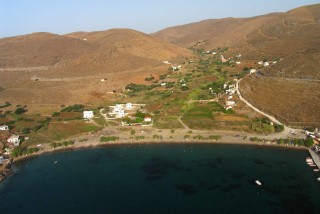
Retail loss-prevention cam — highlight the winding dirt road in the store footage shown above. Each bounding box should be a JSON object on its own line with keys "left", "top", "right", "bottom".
{"left": 236, "top": 77, "right": 304, "bottom": 138}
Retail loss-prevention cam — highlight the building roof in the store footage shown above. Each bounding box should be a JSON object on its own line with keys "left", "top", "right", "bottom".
{"left": 8, "top": 134, "right": 19, "bottom": 140}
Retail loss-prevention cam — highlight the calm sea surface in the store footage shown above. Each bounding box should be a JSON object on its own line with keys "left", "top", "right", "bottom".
{"left": 1, "top": 144, "right": 320, "bottom": 214}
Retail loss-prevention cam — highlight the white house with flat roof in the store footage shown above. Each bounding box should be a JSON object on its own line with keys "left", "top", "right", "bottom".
{"left": 117, "top": 110, "right": 125, "bottom": 118}
{"left": 125, "top": 103, "right": 133, "bottom": 110}
{"left": 83, "top": 111, "right": 94, "bottom": 119}
{"left": 0, "top": 125, "right": 9, "bottom": 131}
{"left": 7, "top": 134, "right": 20, "bottom": 146}
{"left": 250, "top": 69, "right": 257, "bottom": 74}
{"left": 144, "top": 117, "right": 152, "bottom": 123}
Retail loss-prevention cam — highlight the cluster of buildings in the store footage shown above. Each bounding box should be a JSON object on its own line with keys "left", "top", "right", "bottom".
{"left": 203, "top": 50, "right": 217, "bottom": 55}
{"left": 306, "top": 129, "right": 320, "bottom": 144}
{"left": 83, "top": 103, "right": 153, "bottom": 126}
{"left": 257, "top": 60, "right": 277, "bottom": 67}
{"left": 0, "top": 125, "right": 21, "bottom": 163}
{"left": 163, "top": 61, "right": 182, "bottom": 71}
{"left": 109, "top": 103, "right": 134, "bottom": 118}
{"left": 0, "top": 125, "right": 20, "bottom": 147}
{"left": 223, "top": 83, "right": 237, "bottom": 110}
{"left": 221, "top": 53, "right": 242, "bottom": 65}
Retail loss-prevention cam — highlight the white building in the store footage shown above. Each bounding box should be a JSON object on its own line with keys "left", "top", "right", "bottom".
{"left": 236, "top": 61, "right": 241, "bottom": 65}
{"left": 161, "top": 82, "right": 167, "bottom": 87}
{"left": 250, "top": 69, "right": 257, "bottom": 74}
{"left": 0, "top": 125, "right": 9, "bottom": 131}
{"left": 125, "top": 103, "right": 133, "bottom": 110}
{"left": 144, "top": 117, "right": 152, "bottom": 123}
{"left": 226, "top": 101, "right": 236, "bottom": 106}
{"left": 83, "top": 111, "right": 94, "bottom": 119}
{"left": 117, "top": 110, "right": 125, "bottom": 118}
{"left": 263, "top": 62, "right": 270, "bottom": 67}
{"left": 258, "top": 61, "right": 264, "bottom": 65}
{"left": 221, "top": 55, "right": 227, "bottom": 63}
{"left": 7, "top": 134, "right": 20, "bottom": 146}
{"left": 225, "top": 106, "right": 233, "bottom": 110}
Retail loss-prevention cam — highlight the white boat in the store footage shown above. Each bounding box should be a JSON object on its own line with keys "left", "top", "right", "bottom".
{"left": 255, "top": 180, "right": 262, "bottom": 186}
{"left": 54, "top": 161, "right": 58, "bottom": 164}
{"left": 310, "top": 164, "right": 317, "bottom": 167}
{"left": 317, "top": 177, "right": 320, "bottom": 181}
{"left": 306, "top": 157, "right": 313, "bottom": 162}
{"left": 313, "top": 169, "right": 319, "bottom": 172}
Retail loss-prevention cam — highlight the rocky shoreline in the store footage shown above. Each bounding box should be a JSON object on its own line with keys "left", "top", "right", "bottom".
{"left": 0, "top": 159, "right": 12, "bottom": 183}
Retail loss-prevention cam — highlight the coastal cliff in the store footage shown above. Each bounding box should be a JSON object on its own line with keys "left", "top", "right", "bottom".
{"left": 0, "top": 159, "right": 12, "bottom": 183}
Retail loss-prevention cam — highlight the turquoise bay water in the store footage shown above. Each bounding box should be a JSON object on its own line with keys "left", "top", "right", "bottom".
{"left": 1, "top": 144, "right": 320, "bottom": 214}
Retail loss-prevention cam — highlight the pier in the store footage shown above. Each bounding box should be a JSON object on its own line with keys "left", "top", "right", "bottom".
{"left": 308, "top": 149, "right": 320, "bottom": 169}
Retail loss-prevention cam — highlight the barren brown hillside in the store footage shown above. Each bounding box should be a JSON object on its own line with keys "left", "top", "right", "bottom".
{"left": 0, "top": 32, "right": 96, "bottom": 68}
{"left": 0, "top": 29, "right": 191, "bottom": 109}
{"left": 240, "top": 75, "right": 320, "bottom": 128}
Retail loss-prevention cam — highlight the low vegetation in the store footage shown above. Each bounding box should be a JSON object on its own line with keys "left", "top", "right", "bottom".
{"left": 100, "top": 136, "right": 119, "bottom": 142}
{"left": 249, "top": 137, "right": 314, "bottom": 147}
{"left": 61, "top": 104, "right": 85, "bottom": 112}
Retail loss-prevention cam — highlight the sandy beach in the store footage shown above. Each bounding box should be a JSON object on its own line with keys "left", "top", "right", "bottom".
{"left": 12, "top": 126, "right": 307, "bottom": 163}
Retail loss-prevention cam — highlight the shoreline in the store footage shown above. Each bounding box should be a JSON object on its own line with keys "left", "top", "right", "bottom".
{"left": 12, "top": 139, "right": 308, "bottom": 164}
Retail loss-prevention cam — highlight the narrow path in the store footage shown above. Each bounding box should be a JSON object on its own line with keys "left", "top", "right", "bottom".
{"left": 188, "top": 98, "right": 218, "bottom": 104}
{"left": 258, "top": 75, "right": 320, "bottom": 82}
{"left": 178, "top": 115, "right": 190, "bottom": 130}
{"left": 29, "top": 65, "right": 167, "bottom": 82}
{"left": 282, "top": 19, "right": 289, "bottom": 27}
{"left": 236, "top": 77, "right": 303, "bottom": 138}
{"left": 258, "top": 29, "right": 277, "bottom": 40}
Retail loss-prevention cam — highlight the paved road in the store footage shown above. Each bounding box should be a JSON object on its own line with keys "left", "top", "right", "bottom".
{"left": 236, "top": 77, "right": 304, "bottom": 139}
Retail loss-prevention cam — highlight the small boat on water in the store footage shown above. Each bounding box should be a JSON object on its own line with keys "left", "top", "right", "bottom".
{"left": 54, "top": 161, "right": 58, "bottom": 164}
{"left": 255, "top": 180, "right": 262, "bottom": 186}
{"left": 313, "top": 169, "right": 319, "bottom": 172}
{"left": 310, "top": 164, "right": 317, "bottom": 167}
{"left": 317, "top": 177, "right": 320, "bottom": 181}
{"left": 306, "top": 157, "right": 313, "bottom": 162}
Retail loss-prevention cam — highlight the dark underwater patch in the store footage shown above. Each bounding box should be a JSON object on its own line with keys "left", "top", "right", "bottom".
{"left": 87, "top": 155, "right": 102, "bottom": 165}
{"left": 216, "top": 157, "right": 223, "bottom": 164}
{"left": 208, "top": 184, "right": 222, "bottom": 191}
{"left": 146, "top": 175, "right": 163, "bottom": 181}
{"left": 175, "top": 184, "right": 196, "bottom": 196}
{"left": 253, "top": 158, "right": 264, "bottom": 165}
{"left": 206, "top": 161, "right": 217, "bottom": 169}
{"left": 231, "top": 172, "right": 245, "bottom": 179}
{"left": 140, "top": 158, "right": 189, "bottom": 179}
{"left": 220, "top": 183, "right": 242, "bottom": 192}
